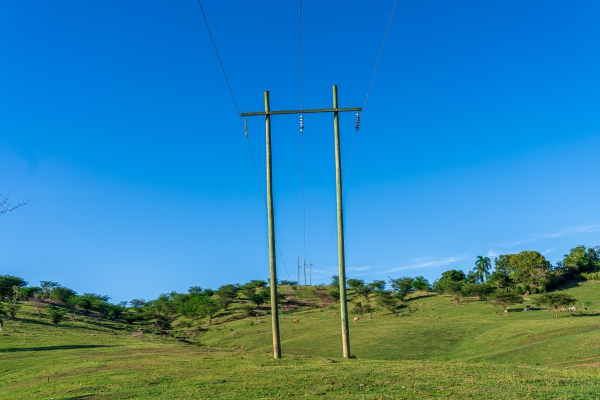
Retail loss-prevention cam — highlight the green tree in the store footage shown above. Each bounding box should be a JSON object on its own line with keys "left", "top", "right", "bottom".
{"left": 48, "top": 307, "right": 66, "bottom": 324}
{"left": 493, "top": 251, "right": 552, "bottom": 293}
{"left": 474, "top": 256, "right": 492, "bottom": 283}
{"left": 7, "top": 286, "right": 21, "bottom": 319}
{"left": 389, "top": 277, "right": 414, "bottom": 300}
{"left": 74, "top": 293, "right": 110, "bottom": 315}
{"left": 0, "top": 302, "right": 6, "bottom": 330}
{"left": 0, "top": 275, "right": 27, "bottom": 300}
{"left": 445, "top": 281, "right": 464, "bottom": 304}
{"left": 216, "top": 284, "right": 238, "bottom": 311}
{"left": 331, "top": 275, "right": 340, "bottom": 286}
{"left": 534, "top": 293, "right": 578, "bottom": 317}
{"left": 39, "top": 281, "right": 59, "bottom": 299}
{"left": 369, "top": 280, "right": 386, "bottom": 291}
{"left": 51, "top": 287, "right": 77, "bottom": 304}
{"left": 433, "top": 270, "right": 466, "bottom": 294}
{"left": 346, "top": 279, "right": 365, "bottom": 293}
{"left": 487, "top": 292, "right": 523, "bottom": 311}
{"left": 412, "top": 276, "right": 430, "bottom": 293}
{"left": 374, "top": 290, "right": 401, "bottom": 314}
{"left": 461, "top": 282, "right": 495, "bottom": 300}
{"left": 563, "top": 245, "right": 600, "bottom": 275}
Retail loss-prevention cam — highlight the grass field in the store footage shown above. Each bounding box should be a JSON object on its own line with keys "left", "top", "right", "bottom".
{"left": 1, "top": 281, "right": 600, "bottom": 399}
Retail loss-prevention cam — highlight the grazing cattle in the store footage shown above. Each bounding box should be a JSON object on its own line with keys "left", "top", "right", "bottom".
{"left": 160, "top": 330, "right": 169, "bottom": 336}
{"left": 293, "top": 318, "right": 299, "bottom": 324}
{"left": 568, "top": 307, "right": 576, "bottom": 312}
{"left": 524, "top": 305, "right": 531, "bottom": 312}
{"left": 353, "top": 317, "right": 360, "bottom": 323}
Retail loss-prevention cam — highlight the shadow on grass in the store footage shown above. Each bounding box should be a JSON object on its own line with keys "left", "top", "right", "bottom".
{"left": 0, "top": 345, "right": 114, "bottom": 353}
{"left": 571, "top": 312, "right": 600, "bottom": 317}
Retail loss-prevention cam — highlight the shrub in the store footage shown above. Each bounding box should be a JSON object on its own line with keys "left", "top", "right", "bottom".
{"left": 48, "top": 307, "right": 66, "bottom": 324}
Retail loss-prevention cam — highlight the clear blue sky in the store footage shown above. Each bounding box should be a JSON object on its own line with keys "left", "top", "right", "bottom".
{"left": 2, "top": 1, "right": 599, "bottom": 302}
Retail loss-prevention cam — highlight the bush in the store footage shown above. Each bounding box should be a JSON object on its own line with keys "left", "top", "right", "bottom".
{"left": 49, "top": 307, "right": 66, "bottom": 324}
{"left": 582, "top": 272, "right": 600, "bottom": 281}
{"left": 241, "top": 304, "right": 256, "bottom": 317}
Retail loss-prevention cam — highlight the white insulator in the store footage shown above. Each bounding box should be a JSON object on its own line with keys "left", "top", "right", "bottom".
{"left": 244, "top": 117, "right": 249, "bottom": 137}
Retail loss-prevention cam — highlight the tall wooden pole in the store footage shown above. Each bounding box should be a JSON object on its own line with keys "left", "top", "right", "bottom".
{"left": 265, "top": 90, "right": 281, "bottom": 359}
{"left": 241, "top": 87, "right": 360, "bottom": 359}
{"left": 333, "top": 85, "right": 350, "bottom": 358}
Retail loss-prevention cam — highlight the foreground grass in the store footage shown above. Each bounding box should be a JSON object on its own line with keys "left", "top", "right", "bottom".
{"left": 2, "top": 340, "right": 600, "bottom": 399}
{"left": 1, "top": 281, "right": 600, "bottom": 398}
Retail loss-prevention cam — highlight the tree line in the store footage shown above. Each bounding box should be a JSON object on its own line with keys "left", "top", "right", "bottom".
{"left": 1, "top": 245, "right": 597, "bottom": 330}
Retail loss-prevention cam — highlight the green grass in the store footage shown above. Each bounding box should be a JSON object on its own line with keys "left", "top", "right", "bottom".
{"left": 2, "top": 281, "right": 600, "bottom": 398}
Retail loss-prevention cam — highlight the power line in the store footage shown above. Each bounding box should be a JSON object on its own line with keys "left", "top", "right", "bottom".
{"left": 195, "top": 0, "right": 291, "bottom": 281}
{"left": 321, "top": 0, "right": 398, "bottom": 269}
{"left": 298, "top": 0, "right": 307, "bottom": 264}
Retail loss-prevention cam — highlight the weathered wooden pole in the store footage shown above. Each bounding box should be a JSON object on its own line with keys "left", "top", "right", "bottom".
{"left": 240, "top": 88, "right": 361, "bottom": 359}
{"left": 333, "top": 85, "right": 350, "bottom": 358}
{"left": 265, "top": 90, "right": 281, "bottom": 359}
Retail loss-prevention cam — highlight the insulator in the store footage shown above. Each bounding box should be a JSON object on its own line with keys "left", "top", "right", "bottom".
{"left": 355, "top": 112, "right": 361, "bottom": 131}
{"left": 299, "top": 114, "right": 305, "bottom": 133}
{"left": 243, "top": 117, "right": 249, "bottom": 137}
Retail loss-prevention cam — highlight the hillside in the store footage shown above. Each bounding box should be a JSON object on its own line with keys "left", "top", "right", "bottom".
{"left": 1, "top": 281, "right": 600, "bottom": 398}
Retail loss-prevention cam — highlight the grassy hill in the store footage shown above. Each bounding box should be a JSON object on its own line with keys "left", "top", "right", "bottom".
{"left": 1, "top": 281, "right": 600, "bottom": 398}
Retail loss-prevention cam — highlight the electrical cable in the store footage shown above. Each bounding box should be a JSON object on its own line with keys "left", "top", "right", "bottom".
{"left": 321, "top": 0, "right": 398, "bottom": 270}
{"left": 298, "top": 0, "right": 308, "bottom": 266}
{"left": 195, "top": 0, "right": 291, "bottom": 280}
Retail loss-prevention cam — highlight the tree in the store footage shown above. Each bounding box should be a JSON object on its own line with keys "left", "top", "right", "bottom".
{"left": 374, "top": 290, "right": 401, "bottom": 314}
{"left": 369, "top": 280, "right": 386, "bottom": 291}
{"left": 331, "top": 275, "right": 340, "bottom": 286}
{"left": 474, "top": 256, "right": 491, "bottom": 283}
{"left": 279, "top": 280, "right": 298, "bottom": 286}
{"left": 216, "top": 284, "right": 238, "bottom": 311}
{"left": 51, "top": 287, "right": 77, "bottom": 304}
{"left": 74, "top": 293, "right": 110, "bottom": 315}
{"left": 563, "top": 245, "right": 600, "bottom": 275}
{"left": 389, "top": 277, "right": 414, "bottom": 300}
{"left": 188, "top": 286, "right": 203, "bottom": 293}
{"left": 433, "top": 270, "right": 466, "bottom": 294}
{"left": 461, "top": 283, "right": 495, "bottom": 300}
{"left": 412, "top": 276, "right": 430, "bottom": 293}
{"left": 487, "top": 271, "right": 514, "bottom": 291}
{"left": 0, "top": 191, "right": 29, "bottom": 216}
{"left": 487, "top": 292, "right": 523, "bottom": 311}
{"left": 7, "top": 286, "right": 21, "bottom": 319}
{"left": 346, "top": 279, "right": 365, "bottom": 293}
{"left": 493, "top": 251, "right": 552, "bottom": 293}
{"left": 0, "top": 275, "right": 28, "bottom": 300}
{"left": 535, "top": 293, "right": 577, "bottom": 317}
{"left": 39, "top": 281, "right": 60, "bottom": 299}
{"left": 0, "top": 302, "right": 6, "bottom": 330}
{"left": 198, "top": 296, "right": 220, "bottom": 325}
{"left": 48, "top": 307, "right": 66, "bottom": 324}
{"left": 445, "top": 281, "right": 464, "bottom": 304}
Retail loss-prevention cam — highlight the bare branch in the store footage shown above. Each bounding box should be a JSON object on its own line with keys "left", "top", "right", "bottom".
{"left": 0, "top": 190, "right": 29, "bottom": 216}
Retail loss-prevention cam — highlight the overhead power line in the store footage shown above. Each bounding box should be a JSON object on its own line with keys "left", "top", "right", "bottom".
{"left": 195, "top": 0, "right": 291, "bottom": 280}
{"left": 321, "top": 0, "right": 398, "bottom": 269}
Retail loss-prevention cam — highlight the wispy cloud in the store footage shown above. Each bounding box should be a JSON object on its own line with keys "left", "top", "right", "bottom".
{"left": 494, "top": 223, "right": 600, "bottom": 248}
{"left": 542, "top": 247, "right": 557, "bottom": 255}
{"left": 486, "top": 249, "right": 500, "bottom": 258}
{"left": 385, "top": 255, "right": 468, "bottom": 273}
{"left": 349, "top": 266, "right": 371, "bottom": 272}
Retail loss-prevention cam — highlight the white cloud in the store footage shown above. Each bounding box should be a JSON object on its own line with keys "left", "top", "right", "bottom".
{"left": 385, "top": 255, "right": 467, "bottom": 273}
{"left": 494, "top": 223, "right": 600, "bottom": 248}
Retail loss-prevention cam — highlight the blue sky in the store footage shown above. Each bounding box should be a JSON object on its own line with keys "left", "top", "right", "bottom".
{"left": 1, "top": 1, "right": 599, "bottom": 302}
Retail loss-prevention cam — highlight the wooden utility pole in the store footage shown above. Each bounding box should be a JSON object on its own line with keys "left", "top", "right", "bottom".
{"left": 241, "top": 85, "right": 360, "bottom": 359}
{"left": 304, "top": 259, "right": 307, "bottom": 285}
{"left": 264, "top": 91, "right": 281, "bottom": 359}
